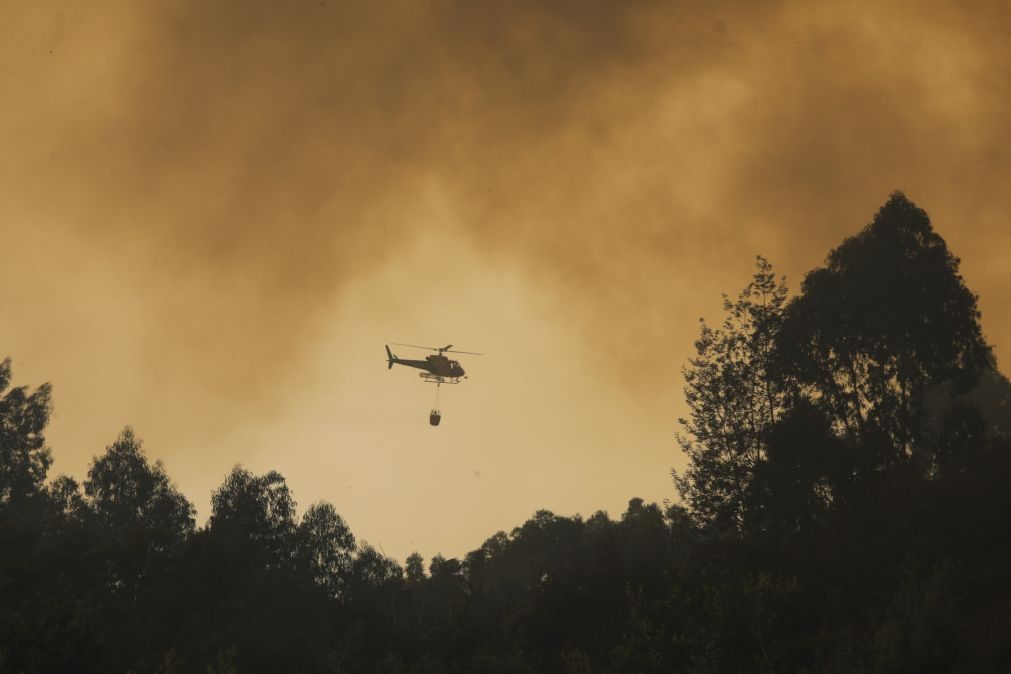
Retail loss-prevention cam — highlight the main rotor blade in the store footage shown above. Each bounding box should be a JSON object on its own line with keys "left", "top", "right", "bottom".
{"left": 389, "top": 342, "right": 438, "bottom": 351}
{"left": 389, "top": 342, "right": 483, "bottom": 356}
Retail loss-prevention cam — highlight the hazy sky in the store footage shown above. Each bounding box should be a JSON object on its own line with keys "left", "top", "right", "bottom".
{"left": 2, "top": 0, "right": 1009, "bottom": 561}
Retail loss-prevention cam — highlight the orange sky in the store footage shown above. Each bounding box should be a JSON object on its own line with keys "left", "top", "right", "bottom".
{"left": 1, "top": 0, "right": 1009, "bottom": 561}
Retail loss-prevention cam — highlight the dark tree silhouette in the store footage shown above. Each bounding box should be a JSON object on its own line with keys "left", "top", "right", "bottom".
{"left": 209, "top": 466, "right": 297, "bottom": 565}
{"left": 674, "top": 256, "right": 791, "bottom": 532}
{"left": 778, "top": 192, "right": 992, "bottom": 470}
{"left": 0, "top": 357, "right": 53, "bottom": 510}
{"left": 405, "top": 551, "right": 427, "bottom": 584}
{"left": 84, "top": 427, "right": 195, "bottom": 561}
{"left": 296, "top": 500, "right": 356, "bottom": 599}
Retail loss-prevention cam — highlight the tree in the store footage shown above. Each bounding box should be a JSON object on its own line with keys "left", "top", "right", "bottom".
{"left": 406, "top": 552, "right": 427, "bottom": 584}
{"left": 747, "top": 401, "right": 841, "bottom": 537}
{"left": 47, "top": 474, "right": 87, "bottom": 520}
{"left": 84, "top": 427, "right": 195, "bottom": 543}
{"left": 352, "top": 543, "right": 403, "bottom": 588}
{"left": 0, "top": 357, "right": 53, "bottom": 509}
{"left": 777, "top": 192, "right": 992, "bottom": 471}
{"left": 180, "top": 468, "right": 330, "bottom": 673}
{"left": 69, "top": 429, "right": 196, "bottom": 671}
{"left": 674, "top": 257, "right": 791, "bottom": 531}
{"left": 296, "top": 501, "right": 355, "bottom": 599}
{"left": 208, "top": 466, "right": 297, "bottom": 565}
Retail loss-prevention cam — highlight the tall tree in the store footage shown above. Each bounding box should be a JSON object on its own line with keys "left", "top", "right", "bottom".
{"left": 777, "top": 192, "right": 992, "bottom": 471}
{"left": 296, "top": 501, "right": 355, "bottom": 599}
{"left": 74, "top": 429, "right": 196, "bottom": 671}
{"left": 84, "top": 427, "right": 195, "bottom": 543}
{"left": 405, "top": 552, "right": 427, "bottom": 585}
{"left": 208, "top": 466, "right": 297, "bottom": 568}
{"left": 0, "top": 357, "right": 53, "bottom": 510}
{"left": 674, "top": 257, "right": 790, "bottom": 531}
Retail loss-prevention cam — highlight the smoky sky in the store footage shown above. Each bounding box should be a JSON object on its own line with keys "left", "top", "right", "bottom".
{"left": 6, "top": 0, "right": 1010, "bottom": 381}
{"left": 2, "top": 0, "right": 1010, "bottom": 554}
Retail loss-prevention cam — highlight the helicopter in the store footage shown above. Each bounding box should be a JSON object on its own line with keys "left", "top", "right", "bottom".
{"left": 385, "top": 343, "right": 481, "bottom": 385}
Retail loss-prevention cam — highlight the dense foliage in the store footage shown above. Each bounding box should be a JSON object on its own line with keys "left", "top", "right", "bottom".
{"left": 1, "top": 193, "right": 1009, "bottom": 672}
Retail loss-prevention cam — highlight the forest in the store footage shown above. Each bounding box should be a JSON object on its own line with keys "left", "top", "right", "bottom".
{"left": 1, "top": 193, "right": 1009, "bottom": 673}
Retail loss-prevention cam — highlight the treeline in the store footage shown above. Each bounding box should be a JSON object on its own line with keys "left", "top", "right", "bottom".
{"left": 1, "top": 193, "right": 1010, "bottom": 672}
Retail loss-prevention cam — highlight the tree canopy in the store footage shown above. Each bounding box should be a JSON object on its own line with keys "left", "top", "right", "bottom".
{"left": 0, "top": 357, "right": 52, "bottom": 510}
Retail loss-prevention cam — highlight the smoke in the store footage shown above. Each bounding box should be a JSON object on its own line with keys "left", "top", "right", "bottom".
{"left": 2, "top": 0, "right": 1010, "bottom": 403}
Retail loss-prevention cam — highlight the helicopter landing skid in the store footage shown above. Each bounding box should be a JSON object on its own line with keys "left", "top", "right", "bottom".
{"left": 419, "top": 373, "right": 462, "bottom": 384}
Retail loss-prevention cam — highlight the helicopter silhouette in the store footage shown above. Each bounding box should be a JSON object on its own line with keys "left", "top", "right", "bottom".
{"left": 385, "top": 343, "right": 481, "bottom": 384}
